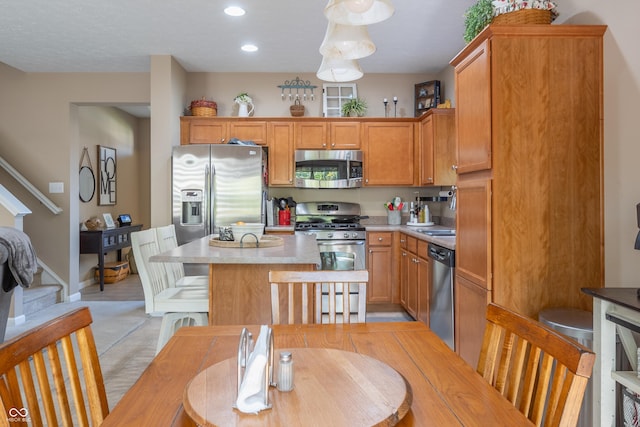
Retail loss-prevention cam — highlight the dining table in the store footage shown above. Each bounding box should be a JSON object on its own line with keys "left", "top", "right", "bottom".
{"left": 101, "top": 321, "right": 533, "bottom": 426}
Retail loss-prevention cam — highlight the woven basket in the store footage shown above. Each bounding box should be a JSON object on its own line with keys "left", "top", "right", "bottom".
{"left": 492, "top": 9, "right": 552, "bottom": 25}
{"left": 290, "top": 99, "right": 305, "bottom": 117}
{"left": 96, "top": 261, "right": 130, "bottom": 284}
{"left": 190, "top": 98, "right": 218, "bottom": 117}
{"left": 191, "top": 106, "right": 217, "bottom": 117}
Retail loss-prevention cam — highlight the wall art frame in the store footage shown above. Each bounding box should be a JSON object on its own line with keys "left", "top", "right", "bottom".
{"left": 98, "top": 145, "right": 117, "bottom": 206}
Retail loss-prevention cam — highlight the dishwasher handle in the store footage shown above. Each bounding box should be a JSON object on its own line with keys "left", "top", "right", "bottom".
{"left": 428, "top": 243, "right": 455, "bottom": 268}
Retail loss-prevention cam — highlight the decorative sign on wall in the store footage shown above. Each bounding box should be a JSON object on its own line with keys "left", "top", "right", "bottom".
{"left": 98, "top": 146, "right": 116, "bottom": 206}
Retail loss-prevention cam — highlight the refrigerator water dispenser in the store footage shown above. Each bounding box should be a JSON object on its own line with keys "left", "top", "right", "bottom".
{"left": 181, "top": 190, "right": 203, "bottom": 225}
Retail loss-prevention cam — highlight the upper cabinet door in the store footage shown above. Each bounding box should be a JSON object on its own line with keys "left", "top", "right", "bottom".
{"left": 228, "top": 121, "right": 267, "bottom": 145}
{"left": 182, "top": 118, "right": 227, "bottom": 144}
{"left": 295, "top": 121, "right": 327, "bottom": 149}
{"left": 454, "top": 39, "right": 492, "bottom": 174}
{"left": 363, "top": 122, "right": 416, "bottom": 186}
{"left": 329, "top": 121, "right": 360, "bottom": 149}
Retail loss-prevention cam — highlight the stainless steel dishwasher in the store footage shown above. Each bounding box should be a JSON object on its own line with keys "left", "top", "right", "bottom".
{"left": 428, "top": 243, "right": 455, "bottom": 350}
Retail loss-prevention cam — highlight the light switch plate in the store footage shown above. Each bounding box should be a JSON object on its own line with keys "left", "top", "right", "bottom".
{"left": 49, "top": 182, "right": 64, "bottom": 193}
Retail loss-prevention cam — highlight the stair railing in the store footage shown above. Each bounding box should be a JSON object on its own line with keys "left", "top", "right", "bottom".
{"left": 0, "top": 155, "right": 62, "bottom": 215}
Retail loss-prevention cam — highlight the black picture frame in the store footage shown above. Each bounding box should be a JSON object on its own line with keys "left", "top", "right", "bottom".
{"left": 98, "top": 146, "right": 116, "bottom": 206}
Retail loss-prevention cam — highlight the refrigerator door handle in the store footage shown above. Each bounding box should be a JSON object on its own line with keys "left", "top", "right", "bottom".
{"left": 205, "top": 164, "right": 211, "bottom": 236}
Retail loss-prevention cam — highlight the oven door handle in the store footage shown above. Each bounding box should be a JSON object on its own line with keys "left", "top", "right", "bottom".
{"left": 317, "top": 240, "right": 366, "bottom": 246}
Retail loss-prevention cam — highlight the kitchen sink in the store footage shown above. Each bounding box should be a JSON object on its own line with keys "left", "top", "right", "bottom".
{"left": 417, "top": 229, "right": 456, "bottom": 237}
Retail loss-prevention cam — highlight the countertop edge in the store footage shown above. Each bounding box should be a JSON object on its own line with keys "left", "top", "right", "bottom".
{"left": 365, "top": 224, "right": 456, "bottom": 250}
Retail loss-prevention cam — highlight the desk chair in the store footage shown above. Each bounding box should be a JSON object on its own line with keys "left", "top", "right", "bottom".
{"left": 131, "top": 228, "right": 209, "bottom": 354}
{"left": 477, "top": 303, "right": 595, "bottom": 427}
{"left": 269, "top": 270, "right": 368, "bottom": 325}
{"left": 155, "top": 224, "right": 208, "bottom": 288}
{"left": 0, "top": 307, "right": 108, "bottom": 426}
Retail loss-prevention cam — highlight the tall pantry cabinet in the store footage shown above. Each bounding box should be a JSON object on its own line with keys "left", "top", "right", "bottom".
{"left": 450, "top": 25, "right": 606, "bottom": 366}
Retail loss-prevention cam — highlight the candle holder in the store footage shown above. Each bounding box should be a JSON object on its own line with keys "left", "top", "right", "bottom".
{"left": 383, "top": 100, "right": 388, "bottom": 118}
{"left": 393, "top": 98, "right": 398, "bottom": 117}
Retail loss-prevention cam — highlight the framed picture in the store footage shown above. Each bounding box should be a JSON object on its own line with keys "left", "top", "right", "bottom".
{"left": 98, "top": 145, "right": 116, "bottom": 206}
{"left": 103, "top": 213, "right": 116, "bottom": 229}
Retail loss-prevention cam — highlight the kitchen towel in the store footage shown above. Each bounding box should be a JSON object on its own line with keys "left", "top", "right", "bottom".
{"left": 235, "top": 325, "right": 270, "bottom": 414}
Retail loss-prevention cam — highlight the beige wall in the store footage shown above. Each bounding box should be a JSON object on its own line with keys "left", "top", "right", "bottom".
{"left": 0, "top": 64, "right": 149, "bottom": 296}
{"left": 77, "top": 106, "right": 148, "bottom": 284}
{"left": 0, "top": 0, "right": 639, "bottom": 296}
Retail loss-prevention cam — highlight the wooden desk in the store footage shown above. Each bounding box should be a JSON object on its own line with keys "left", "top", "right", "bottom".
{"left": 80, "top": 224, "right": 142, "bottom": 291}
{"left": 102, "top": 322, "right": 533, "bottom": 426}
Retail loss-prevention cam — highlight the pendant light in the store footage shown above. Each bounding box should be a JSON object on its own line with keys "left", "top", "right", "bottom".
{"left": 319, "top": 22, "right": 376, "bottom": 60}
{"left": 324, "top": 0, "right": 395, "bottom": 26}
{"left": 316, "top": 57, "right": 363, "bottom": 82}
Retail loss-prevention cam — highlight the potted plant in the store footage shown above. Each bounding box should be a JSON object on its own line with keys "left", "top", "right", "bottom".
{"left": 234, "top": 92, "right": 252, "bottom": 105}
{"left": 463, "top": 0, "right": 494, "bottom": 43}
{"left": 341, "top": 98, "right": 367, "bottom": 117}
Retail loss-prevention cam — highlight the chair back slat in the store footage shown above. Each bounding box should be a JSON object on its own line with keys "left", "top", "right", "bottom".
{"left": 156, "top": 224, "right": 186, "bottom": 286}
{"left": 477, "top": 303, "right": 595, "bottom": 427}
{"left": 132, "top": 228, "right": 170, "bottom": 314}
{"left": 269, "top": 270, "right": 368, "bottom": 325}
{"left": 0, "top": 307, "right": 108, "bottom": 426}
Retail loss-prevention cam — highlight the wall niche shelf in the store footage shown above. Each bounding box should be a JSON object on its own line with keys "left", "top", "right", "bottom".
{"left": 414, "top": 80, "right": 441, "bottom": 117}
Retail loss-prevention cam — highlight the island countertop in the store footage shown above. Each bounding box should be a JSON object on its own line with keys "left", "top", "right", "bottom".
{"left": 150, "top": 234, "right": 320, "bottom": 265}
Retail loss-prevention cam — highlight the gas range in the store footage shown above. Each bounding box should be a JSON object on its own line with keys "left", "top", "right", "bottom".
{"left": 294, "top": 202, "right": 366, "bottom": 241}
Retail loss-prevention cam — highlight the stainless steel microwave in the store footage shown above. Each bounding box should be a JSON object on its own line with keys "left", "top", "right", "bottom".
{"left": 295, "top": 150, "right": 363, "bottom": 189}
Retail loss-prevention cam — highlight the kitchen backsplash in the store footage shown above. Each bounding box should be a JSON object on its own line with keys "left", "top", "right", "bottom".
{"left": 269, "top": 186, "right": 456, "bottom": 226}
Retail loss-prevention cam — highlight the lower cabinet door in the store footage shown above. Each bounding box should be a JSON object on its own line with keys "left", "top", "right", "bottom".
{"left": 455, "top": 275, "right": 490, "bottom": 367}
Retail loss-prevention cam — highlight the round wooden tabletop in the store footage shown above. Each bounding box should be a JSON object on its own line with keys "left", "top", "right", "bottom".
{"left": 183, "top": 348, "right": 413, "bottom": 426}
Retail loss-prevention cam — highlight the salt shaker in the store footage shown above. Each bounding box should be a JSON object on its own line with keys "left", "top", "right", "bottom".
{"left": 277, "top": 351, "right": 294, "bottom": 392}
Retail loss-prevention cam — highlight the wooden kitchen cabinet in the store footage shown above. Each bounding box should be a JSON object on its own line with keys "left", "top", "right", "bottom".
{"left": 366, "top": 231, "right": 394, "bottom": 304}
{"left": 419, "top": 109, "right": 456, "bottom": 186}
{"left": 451, "top": 25, "right": 606, "bottom": 365}
{"left": 455, "top": 275, "right": 490, "bottom": 366}
{"left": 362, "top": 121, "right": 416, "bottom": 186}
{"left": 180, "top": 117, "right": 266, "bottom": 145}
{"left": 267, "top": 122, "right": 295, "bottom": 187}
{"left": 399, "top": 234, "right": 428, "bottom": 321}
{"left": 295, "top": 120, "right": 360, "bottom": 149}
{"left": 416, "top": 239, "right": 430, "bottom": 325}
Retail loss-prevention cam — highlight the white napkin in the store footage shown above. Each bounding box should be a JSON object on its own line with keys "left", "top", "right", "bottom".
{"left": 235, "top": 325, "right": 270, "bottom": 414}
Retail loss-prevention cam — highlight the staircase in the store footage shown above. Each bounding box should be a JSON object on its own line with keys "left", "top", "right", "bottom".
{"left": 22, "top": 268, "right": 62, "bottom": 317}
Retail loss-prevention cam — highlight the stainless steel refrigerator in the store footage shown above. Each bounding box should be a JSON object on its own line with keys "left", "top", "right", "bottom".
{"left": 172, "top": 144, "right": 267, "bottom": 245}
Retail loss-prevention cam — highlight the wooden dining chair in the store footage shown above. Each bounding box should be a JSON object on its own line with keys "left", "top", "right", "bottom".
{"left": 476, "top": 303, "right": 595, "bottom": 427}
{"left": 131, "top": 228, "right": 209, "bottom": 354}
{"left": 268, "top": 270, "right": 368, "bottom": 325}
{"left": 155, "top": 224, "right": 208, "bottom": 288}
{"left": 0, "top": 307, "right": 108, "bottom": 426}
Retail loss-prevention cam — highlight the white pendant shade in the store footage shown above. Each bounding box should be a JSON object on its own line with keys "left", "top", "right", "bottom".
{"left": 316, "top": 57, "right": 363, "bottom": 82}
{"left": 319, "top": 22, "right": 376, "bottom": 60}
{"left": 324, "top": 0, "right": 395, "bottom": 25}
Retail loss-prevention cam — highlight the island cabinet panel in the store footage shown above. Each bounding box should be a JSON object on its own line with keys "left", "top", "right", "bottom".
{"left": 450, "top": 25, "right": 606, "bottom": 365}
{"left": 419, "top": 108, "right": 457, "bottom": 186}
{"left": 267, "top": 122, "right": 295, "bottom": 187}
{"left": 362, "top": 122, "right": 416, "bottom": 186}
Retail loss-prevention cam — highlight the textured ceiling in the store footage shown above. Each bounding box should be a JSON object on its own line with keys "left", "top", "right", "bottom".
{"left": 0, "top": 0, "right": 476, "bottom": 74}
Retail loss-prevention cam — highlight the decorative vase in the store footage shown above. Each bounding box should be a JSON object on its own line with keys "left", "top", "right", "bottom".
{"left": 238, "top": 102, "right": 254, "bottom": 117}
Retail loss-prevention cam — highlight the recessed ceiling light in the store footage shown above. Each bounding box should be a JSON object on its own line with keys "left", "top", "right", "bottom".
{"left": 224, "top": 6, "right": 246, "bottom": 17}
{"left": 241, "top": 44, "right": 258, "bottom": 52}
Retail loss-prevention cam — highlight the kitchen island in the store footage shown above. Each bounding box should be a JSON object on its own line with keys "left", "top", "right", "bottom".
{"left": 150, "top": 234, "right": 320, "bottom": 325}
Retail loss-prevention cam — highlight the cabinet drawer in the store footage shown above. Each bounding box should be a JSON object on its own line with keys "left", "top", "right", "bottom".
{"left": 406, "top": 236, "right": 417, "bottom": 253}
{"left": 368, "top": 232, "right": 392, "bottom": 246}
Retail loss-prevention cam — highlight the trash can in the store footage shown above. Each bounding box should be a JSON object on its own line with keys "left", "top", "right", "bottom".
{"left": 538, "top": 307, "right": 593, "bottom": 427}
